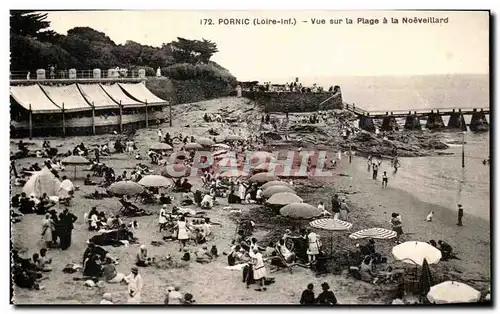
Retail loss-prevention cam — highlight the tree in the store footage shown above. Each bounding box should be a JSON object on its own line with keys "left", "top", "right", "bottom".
{"left": 10, "top": 11, "right": 51, "bottom": 37}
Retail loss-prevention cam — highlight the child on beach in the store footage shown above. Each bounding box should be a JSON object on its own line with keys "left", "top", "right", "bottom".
{"left": 382, "top": 171, "right": 388, "bottom": 188}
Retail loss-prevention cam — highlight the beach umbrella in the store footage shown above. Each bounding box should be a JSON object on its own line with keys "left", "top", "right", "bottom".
{"left": 219, "top": 169, "right": 248, "bottom": 178}
{"left": 61, "top": 155, "right": 91, "bottom": 180}
{"left": 261, "top": 180, "right": 294, "bottom": 190}
{"left": 213, "top": 149, "right": 229, "bottom": 157}
{"left": 392, "top": 241, "right": 442, "bottom": 266}
{"left": 108, "top": 181, "right": 144, "bottom": 196}
{"left": 225, "top": 134, "right": 244, "bottom": 141}
{"left": 196, "top": 137, "right": 215, "bottom": 147}
{"left": 267, "top": 192, "right": 303, "bottom": 206}
{"left": 310, "top": 218, "right": 353, "bottom": 231}
{"left": 184, "top": 142, "right": 204, "bottom": 150}
{"left": 150, "top": 143, "right": 173, "bottom": 151}
{"left": 249, "top": 172, "right": 277, "bottom": 183}
{"left": 419, "top": 258, "right": 434, "bottom": 297}
{"left": 427, "top": 281, "right": 481, "bottom": 304}
{"left": 161, "top": 164, "right": 191, "bottom": 178}
{"left": 138, "top": 175, "right": 173, "bottom": 188}
{"left": 213, "top": 143, "right": 230, "bottom": 149}
{"left": 263, "top": 185, "right": 296, "bottom": 198}
{"left": 310, "top": 218, "right": 353, "bottom": 254}
{"left": 280, "top": 203, "right": 322, "bottom": 219}
{"left": 349, "top": 228, "right": 397, "bottom": 240}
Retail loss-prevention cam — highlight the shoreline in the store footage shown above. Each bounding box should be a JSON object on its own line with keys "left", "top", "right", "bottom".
{"left": 313, "top": 156, "right": 490, "bottom": 281}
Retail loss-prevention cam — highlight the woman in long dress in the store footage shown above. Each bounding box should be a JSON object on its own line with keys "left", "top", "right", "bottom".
{"left": 307, "top": 229, "right": 320, "bottom": 263}
{"left": 41, "top": 213, "right": 54, "bottom": 248}
{"left": 339, "top": 199, "right": 349, "bottom": 221}
{"left": 238, "top": 182, "right": 246, "bottom": 201}
{"left": 249, "top": 248, "right": 267, "bottom": 291}
{"left": 176, "top": 216, "right": 190, "bottom": 252}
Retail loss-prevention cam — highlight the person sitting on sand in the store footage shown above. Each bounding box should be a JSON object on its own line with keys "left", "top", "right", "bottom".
{"left": 100, "top": 292, "right": 114, "bottom": 304}
{"left": 83, "top": 254, "right": 102, "bottom": 278}
{"left": 300, "top": 283, "right": 316, "bottom": 304}
{"left": 165, "top": 285, "right": 183, "bottom": 304}
{"left": 102, "top": 257, "right": 125, "bottom": 283}
{"left": 359, "top": 256, "right": 378, "bottom": 284}
{"left": 84, "top": 174, "right": 96, "bottom": 186}
{"left": 201, "top": 194, "right": 214, "bottom": 209}
{"left": 37, "top": 248, "right": 52, "bottom": 272}
{"left": 437, "top": 240, "right": 456, "bottom": 261}
{"left": 228, "top": 190, "right": 241, "bottom": 204}
{"left": 195, "top": 245, "right": 213, "bottom": 264}
{"left": 136, "top": 245, "right": 153, "bottom": 267}
{"left": 376, "top": 266, "right": 394, "bottom": 284}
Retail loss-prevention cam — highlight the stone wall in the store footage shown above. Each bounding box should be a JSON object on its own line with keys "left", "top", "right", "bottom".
{"left": 243, "top": 91, "right": 343, "bottom": 113}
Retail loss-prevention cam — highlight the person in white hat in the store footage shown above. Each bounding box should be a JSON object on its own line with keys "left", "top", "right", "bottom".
{"left": 100, "top": 292, "right": 113, "bottom": 304}
{"left": 136, "top": 245, "right": 152, "bottom": 267}
{"left": 124, "top": 267, "right": 143, "bottom": 304}
{"left": 165, "top": 285, "right": 183, "bottom": 304}
{"left": 159, "top": 204, "right": 168, "bottom": 231}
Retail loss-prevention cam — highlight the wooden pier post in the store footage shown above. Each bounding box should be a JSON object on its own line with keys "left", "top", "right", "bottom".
{"left": 91, "top": 102, "right": 96, "bottom": 135}
{"left": 28, "top": 104, "right": 33, "bottom": 139}
{"left": 62, "top": 103, "right": 66, "bottom": 138}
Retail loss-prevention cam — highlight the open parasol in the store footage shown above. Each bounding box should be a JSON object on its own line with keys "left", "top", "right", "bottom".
{"left": 107, "top": 181, "right": 144, "bottom": 196}
{"left": 349, "top": 228, "right": 397, "bottom": 240}
{"left": 213, "top": 143, "right": 230, "bottom": 149}
{"left": 280, "top": 203, "right": 322, "bottom": 219}
{"left": 262, "top": 185, "right": 295, "bottom": 198}
{"left": 249, "top": 172, "right": 277, "bottom": 183}
{"left": 225, "top": 134, "right": 244, "bottom": 141}
{"left": 310, "top": 218, "right": 353, "bottom": 254}
{"left": 161, "top": 164, "right": 191, "bottom": 178}
{"left": 150, "top": 143, "right": 173, "bottom": 151}
{"left": 184, "top": 142, "right": 204, "bottom": 150}
{"left": 427, "top": 281, "right": 481, "bottom": 304}
{"left": 392, "top": 241, "right": 442, "bottom": 266}
{"left": 266, "top": 192, "right": 303, "bottom": 206}
{"left": 261, "top": 180, "right": 294, "bottom": 190}
{"left": 196, "top": 137, "right": 215, "bottom": 147}
{"left": 138, "top": 175, "right": 173, "bottom": 188}
{"left": 61, "top": 155, "right": 91, "bottom": 180}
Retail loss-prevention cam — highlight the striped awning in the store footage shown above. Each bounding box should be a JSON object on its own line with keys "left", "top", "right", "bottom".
{"left": 309, "top": 218, "right": 352, "bottom": 231}
{"left": 349, "top": 228, "right": 397, "bottom": 240}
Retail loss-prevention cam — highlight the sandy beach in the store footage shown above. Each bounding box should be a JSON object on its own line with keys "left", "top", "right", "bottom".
{"left": 11, "top": 97, "right": 490, "bottom": 304}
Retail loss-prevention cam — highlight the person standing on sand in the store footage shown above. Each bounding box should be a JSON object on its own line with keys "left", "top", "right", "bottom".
{"left": 331, "top": 194, "right": 341, "bottom": 220}
{"left": 59, "top": 208, "right": 77, "bottom": 250}
{"left": 372, "top": 159, "right": 382, "bottom": 180}
{"left": 339, "top": 198, "right": 349, "bottom": 221}
{"left": 157, "top": 129, "right": 163, "bottom": 142}
{"left": 391, "top": 213, "right": 403, "bottom": 244}
{"left": 249, "top": 247, "right": 267, "bottom": 292}
{"left": 382, "top": 171, "right": 388, "bottom": 188}
{"left": 367, "top": 155, "right": 372, "bottom": 172}
{"left": 457, "top": 204, "right": 464, "bottom": 226}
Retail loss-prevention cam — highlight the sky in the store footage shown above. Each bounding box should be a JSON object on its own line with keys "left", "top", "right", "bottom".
{"left": 44, "top": 10, "right": 489, "bottom": 81}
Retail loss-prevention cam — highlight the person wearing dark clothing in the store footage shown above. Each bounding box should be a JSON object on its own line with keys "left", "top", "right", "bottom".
{"left": 300, "top": 283, "right": 316, "bottom": 304}
{"left": 19, "top": 195, "right": 34, "bottom": 214}
{"left": 331, "top": 194, "right": 341, "bottom": 219}
{"left": 159, "top": 193, "right": 172, "bottom": 205}
{"left": 83, "top": 255, "right": 102, "bottom": 278}
{"left": 438, "top": 240, "right": 455, "bottom": 261}
{"left": 94, "top": 148, "right": 100, "bottom": 163}
{"left": 316, "top": 282, "right": 337, "bottom": 305}
{"left": 11, "top": 194, "right": 21, "bottom": 208}
{"left": 11, "top": 160, "right": 18, "bottom": 177}
{"left": 457, "top": 204, "right": 463, "bottom": 226}
{"left": 228, "top": 191, "right": 241, "bottom": 204}
{"left": 50, "top": 210, "right": 60, "bottom": 245}
{"left": 59, "top": 209, "right": 77, "bottom": 250}
{"left": 193, "top": 190, "right": 202, "bottom": 206}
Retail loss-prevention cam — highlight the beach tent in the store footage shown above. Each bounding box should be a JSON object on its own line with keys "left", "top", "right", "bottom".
{"left": 22, "top": 167, "right": 61, "bottom": 198}
{"left": 263, "top": 185, "right": 296, "bottom": 198}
